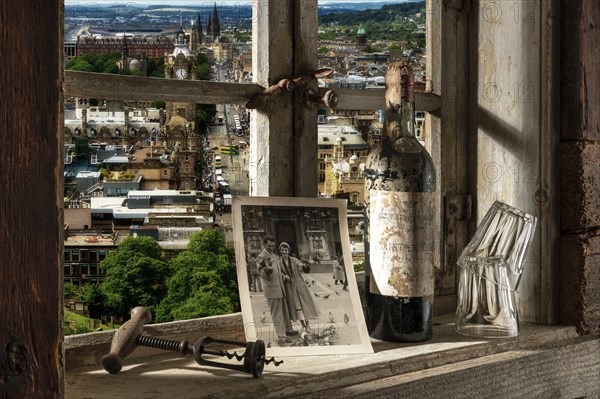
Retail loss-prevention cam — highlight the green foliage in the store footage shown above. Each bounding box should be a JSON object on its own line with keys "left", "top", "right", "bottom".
{"left": 66, "top": 52, "right": 122, "bottom": 73}
{"left": 99, "top": 237, "right": 169, "bottom": 320}
{"left": 66, "top": 52, "right": 164, "bottom": 78}
{"left": 187, "top": 228, "right": 227, "bottom": 255}
{"left": 77, "top": 230, "right": 239, "bottom": 326}
{"left": 64, "top": 282, "right": 78, "bottom": 296}
{"left": 147, "top": 57, "right": 165, "bottom": 78}
{"left": 318, "top": 1, "right": 426, "bottom": 48}
{"left": 319, "top": 2, "right": 425, "bottom": 25}
{"left": 195, "top": 104, "right": 217, "bottom": 133}
{"left": 64, "top": 310, "right": 119, "bottom": 335}
{"left": 353, "top": 261, "right": 365, "bottom": 273}
{"left": 318, "top": 46, "right": 330, "bottom": 54}
{"left": 75, "top": 138, "right": 90, "bottom": 156}
{"left": 233, "top": 31, "right": 251, "bottom": 43}
{"left": 195, "top": 63, "right": 212, "bottom": 81}
{"left": 363, "top": 44, "right": 382, "bottom": 53}
{"left": 67, "top": 58, "right": 94, "bottom": 72}
{"left": 154, "top": 230, "right": 238, "bottom": 323}
{"left": 151, "top": 101, "right": 166, "bottom": 109}
{"left": 79, "top": 283, "right": 106, "bottom": 319}
{"left": 192, "top": 53, "right": 213, "bottom": 81}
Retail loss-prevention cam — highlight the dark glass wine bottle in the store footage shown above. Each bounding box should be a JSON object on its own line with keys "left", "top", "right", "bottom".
{"left": 363, "top": 61, "right": 436, "bottom": 342}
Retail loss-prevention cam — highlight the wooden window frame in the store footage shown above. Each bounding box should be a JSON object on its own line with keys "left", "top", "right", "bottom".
{"left": 2, "top": 1, "right": 578, "bottom": 397}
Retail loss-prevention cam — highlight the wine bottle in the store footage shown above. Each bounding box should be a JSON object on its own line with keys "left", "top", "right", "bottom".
{"left": 363, "top": 61, "right": 436, "bottom": 342}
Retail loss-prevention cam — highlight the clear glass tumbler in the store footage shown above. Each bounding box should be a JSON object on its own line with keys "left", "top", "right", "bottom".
{"left": 455, "top": 201, "right": 537, "bottom": 338}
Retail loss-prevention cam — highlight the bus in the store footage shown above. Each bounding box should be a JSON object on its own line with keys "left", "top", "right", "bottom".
{"left": 219, "top": 144, "right": 239, "bottom": 155}
{"left": 217, "top": 180, "right": 231, "bottom": 194}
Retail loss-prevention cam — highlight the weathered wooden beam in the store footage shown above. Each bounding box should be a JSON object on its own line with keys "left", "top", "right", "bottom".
{"left": 65, "top": 70, "right": 440, "bottom": 113}
{"left": 322, "top": 88, "right": 441, "bottom": 113}
{"left": 64, "top": 70, "right": 263, "bottom": 105}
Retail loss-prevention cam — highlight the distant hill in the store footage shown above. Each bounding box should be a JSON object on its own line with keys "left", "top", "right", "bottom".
{"left": 317, "top": 1, "right": 425, "bottom": 47}
{"left": 64, "top": 1, "right": 425, "bottom": 43}
{"left": 319, "top": 1, "right": 426, "bottom": 24}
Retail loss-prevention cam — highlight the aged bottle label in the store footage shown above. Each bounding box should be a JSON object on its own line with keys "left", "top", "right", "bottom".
{"left": 368, "top": 190, "right": 435, "bottom": 297}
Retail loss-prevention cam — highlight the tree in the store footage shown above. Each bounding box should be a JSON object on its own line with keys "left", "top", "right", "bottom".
{"left": 147, "top": 57, "right": 165, "bottom": 78}
{"left": 154, "top": 230, "right": 239, "bottom": 322}
{"left": 194, "top": 53, "right": 212, "bottom": 81}
{"left": 195, "top": 104, "right": 217, "bottom": 133}
{"left": 79, "top": 283, "right": 106, "bottom": 319}
{"left": 64, "top": 282, "right": 78, "bottom": 297}
{"left": 195, "top": 63, "right": 212, "bottom": 81}
{"left": 99, "top": 237, "right": 169, "bottom": 320}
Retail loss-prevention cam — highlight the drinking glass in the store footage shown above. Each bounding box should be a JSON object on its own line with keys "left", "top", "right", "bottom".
{"left": 455, "top": 201, "right": 537, "bottom": 338}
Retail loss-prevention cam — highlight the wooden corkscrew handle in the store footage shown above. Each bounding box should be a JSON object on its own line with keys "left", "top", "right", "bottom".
{"left": 101, "top": 307, "right": 152, "bottom": 374}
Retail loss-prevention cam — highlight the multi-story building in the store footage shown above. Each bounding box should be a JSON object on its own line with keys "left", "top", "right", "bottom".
{"left": 75, "top": 36, "right": 173, "bottom": 59}
{"left": 317, "top": 124, "right": 368, "bottom": 202}
{"left": 63, "top": 229, "right": 120, "bottom": 286}
{"left": 63, "top": 189, "right": 215, "bottom": 286}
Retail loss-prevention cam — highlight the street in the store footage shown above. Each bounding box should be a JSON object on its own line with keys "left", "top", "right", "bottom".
{"left": 206, "top": 104, "right": 250, "bottom": 196}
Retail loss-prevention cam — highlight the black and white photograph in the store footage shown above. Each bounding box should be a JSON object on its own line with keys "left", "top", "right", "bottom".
{"left": 232, "top": 196, "right": 373, "bottom": 356}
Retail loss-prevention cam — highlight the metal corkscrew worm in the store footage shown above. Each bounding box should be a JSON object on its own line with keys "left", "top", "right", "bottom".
{"left": 101, "top": 307, "right": 282, "bottom": 378}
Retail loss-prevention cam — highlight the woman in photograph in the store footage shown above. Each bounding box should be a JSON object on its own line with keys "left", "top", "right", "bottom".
{"left": 276, "top": 242, "right": 319, "bottom": 335}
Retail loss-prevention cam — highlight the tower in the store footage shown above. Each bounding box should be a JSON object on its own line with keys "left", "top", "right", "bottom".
{"left": 195, "top": 13, "right": 204, "bottom": 47}
{"left": 121, "top": 37, "right": 129, "bottom": 70}
{"left": 207, "top": 2, "right": 221, "bottom": 43}
{"left": 163, "top": 17, "right": 198, "bottom": 153}
{"left": 164, "top": 16, "right": 195, "bottom": 81}
{"left": 356, "top": 25, "right": 367, "bottom": 49}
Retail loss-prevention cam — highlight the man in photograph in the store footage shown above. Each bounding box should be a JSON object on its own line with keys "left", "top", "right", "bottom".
{"left": 257, "top": 235, "right": 293, "bottom": 344}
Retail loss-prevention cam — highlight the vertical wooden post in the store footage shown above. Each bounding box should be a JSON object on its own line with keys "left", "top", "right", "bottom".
{"left": 293, "top": 0, "right": 319, "bottom": 197}
{"left": 0, "top": 1, "right": 63, "bottom": 397}
{"left": 426, "top": 0, "right": 470, "bottom": 296}
{"left": 250, "top": 0, "right": 294, "bottom": 197}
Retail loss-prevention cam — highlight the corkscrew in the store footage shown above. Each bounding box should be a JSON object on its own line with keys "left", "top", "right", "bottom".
{"left": 101, "top": 307, "right": 283, "bottom": 378}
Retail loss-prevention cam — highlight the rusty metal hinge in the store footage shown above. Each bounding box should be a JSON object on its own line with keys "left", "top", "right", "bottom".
{"left": 444, "top": 0, "right": 471, "bottom": 12}
{"left": 246, "top": 68, "right": 338, "bottom": 111}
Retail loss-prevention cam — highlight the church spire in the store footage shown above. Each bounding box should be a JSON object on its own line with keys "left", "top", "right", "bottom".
{"left": 196, "top": 13, "right": 203, "bottom": 46}
{"left": 207, "top": 2, "right": 220, "bottom": 42}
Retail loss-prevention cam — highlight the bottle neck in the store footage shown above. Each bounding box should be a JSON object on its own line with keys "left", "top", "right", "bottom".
{"left": 384, "top": 100, "right": 415, "bottom": 141}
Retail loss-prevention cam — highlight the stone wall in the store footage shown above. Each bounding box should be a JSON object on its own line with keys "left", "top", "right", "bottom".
{"left": 559, "top": 0, "right": 600, "bottom": 333}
